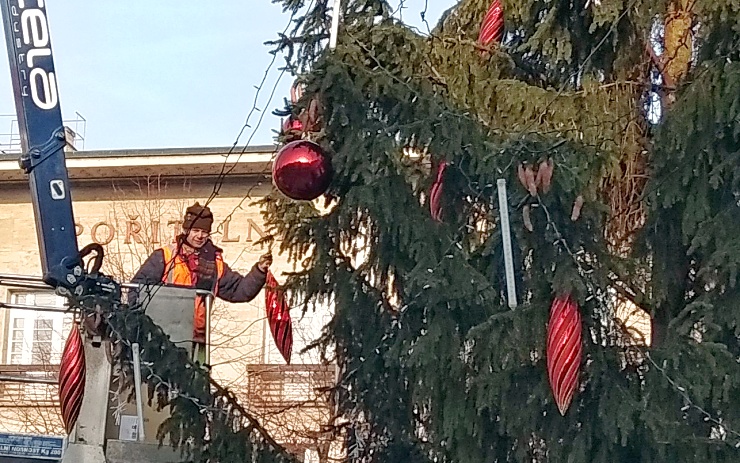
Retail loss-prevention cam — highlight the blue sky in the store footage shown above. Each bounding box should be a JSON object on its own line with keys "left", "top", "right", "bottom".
{"left": 1, "top": 1, "right": 456, "bottom": 151}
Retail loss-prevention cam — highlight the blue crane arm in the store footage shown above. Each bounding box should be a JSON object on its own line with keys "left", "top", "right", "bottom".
{"left": 1, "top": 0, "right": 83, "bottom": 289}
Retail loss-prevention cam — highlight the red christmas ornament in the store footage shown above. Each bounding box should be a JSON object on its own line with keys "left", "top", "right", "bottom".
{"left": 290, "top": 80, "right": 304, "bottom": 104}
{"left": 430, "top": 161, "right": 448, "bottom": 222}
{"left": 546, "top": 294, "right": 582, "bottom": 415}
{"left": 265, "top": 271, "right": 293, "bottom": 363}
{"left": 478, "top": 0, "right": 504, "bottom": 47}
{"left": 273, "top": 140, "right": 332, "bottom": 201}
{"left": 302, "top": 97, "right": 322, "bottom": 132}
{"left": 58, "top": 322, "right": 86, "bottom": 434}
{"left": 281, "top": 116, "right": 304, "bottom": 142}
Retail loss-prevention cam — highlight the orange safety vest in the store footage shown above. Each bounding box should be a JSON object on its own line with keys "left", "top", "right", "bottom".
{"left": 160, "top": 244, "right": 225, "bottom": 341}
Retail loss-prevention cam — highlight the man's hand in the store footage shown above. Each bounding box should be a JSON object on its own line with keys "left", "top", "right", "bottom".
{"left": 257, "top": 252, "right": 273, "bottom": 273}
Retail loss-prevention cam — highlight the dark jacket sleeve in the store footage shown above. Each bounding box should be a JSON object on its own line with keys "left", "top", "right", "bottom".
{"left": 128, "top": 250, "right": 166, "bottom": 307}
{"left": 217, "top": 262, "right": 267, "bottom": 303}
{"left": 131, "top": 249, "right": 166, "bottom": 285}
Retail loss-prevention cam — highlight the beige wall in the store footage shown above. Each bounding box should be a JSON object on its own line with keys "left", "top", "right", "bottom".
{"left": 0, "top": 178, "right": 284, "bottom": 366}
{"left": 0, "top": 167, "right": 339, "bottom": 459}
{"left": 1, "top": 178, "right": 324, "bottom": 397}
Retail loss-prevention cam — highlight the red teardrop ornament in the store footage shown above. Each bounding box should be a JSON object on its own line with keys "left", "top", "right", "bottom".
{"left": 430, "top": 162, "right": 448, "bottom": 222}
{"left": 546, "top": 294, "right": 582, "bottom": 415}
{"left": 58, "top": 322, "right": 86, "bottom": 434}
{"left": 265, "top": 271, "right": 293, "bottom": 364}
{"left": 478, "top": 0, "right": 504, "bottom": 47}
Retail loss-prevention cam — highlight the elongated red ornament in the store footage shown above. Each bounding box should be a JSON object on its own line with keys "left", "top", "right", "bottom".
{"left": 290, "top": 80, "right": 304, "bottom": 104}
{"left": 58, "top": 322, "right": 86, "bottom": 434}
{"left": 546, "top": 294, "right": 582, "bottom": 415}
{"left": 265, "top": 271, "right": 293, "bottom": 363}
{"left": 430, "top": 162, "right": 448, "bottom": 222}
{"left": 478, "top": 0, "right": 504, "bottom": 47}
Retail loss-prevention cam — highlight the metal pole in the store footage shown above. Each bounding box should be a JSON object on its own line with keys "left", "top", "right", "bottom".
{"left": 0, "top": 302, "right": 70, "bottom": 313}
{"left": 497, "top": 179, "right": 518, "bottom": 309}
{"left": 329, "top": 0, "right": 342, "bottom": 49}
{"left": 131, "top": 343, "right": 146, "bottom": 441}
{"left": 0, "top": 281, "right": 50, "bottom": 290}
{"left": 0, "top": 273, "right": 45, "bottom": 282}
{"left": 0, "top": 375, "right": 57, "bottom": 385}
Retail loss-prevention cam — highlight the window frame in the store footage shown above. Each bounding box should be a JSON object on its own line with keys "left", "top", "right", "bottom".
{"left": 5, "top": 291, "right": 72, "bottom": 366}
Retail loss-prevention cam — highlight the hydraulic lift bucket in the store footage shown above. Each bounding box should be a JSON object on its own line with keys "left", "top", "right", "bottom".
{"left": 123, "top": 284, "right": 214, "bottom": 365}
{"left": 0, "top": 274, "right": 214, "bottom": 462}
{"left": 106, "top": 285, "right": 214, "bottom": 446}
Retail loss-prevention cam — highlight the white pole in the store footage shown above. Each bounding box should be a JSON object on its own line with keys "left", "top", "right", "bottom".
{"left": 131, "top": 343, "right": 146, "bottom": 441}
{"left": 329, "top": 0, "right": 342, "bottom": 49}
{"left": 497, "top": 179, "right": 518, "bottom": 309}
{"left": 205, "top": 293, "right": 213, "bottom": 366}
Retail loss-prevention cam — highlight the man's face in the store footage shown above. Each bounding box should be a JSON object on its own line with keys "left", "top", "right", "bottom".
{"left": 186, "top": 228, "right": 210, "bottom": 249}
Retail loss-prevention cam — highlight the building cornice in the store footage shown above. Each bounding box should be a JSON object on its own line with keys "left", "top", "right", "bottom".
{"left": 0, "top": 145, "right": 276, "bottom": 183}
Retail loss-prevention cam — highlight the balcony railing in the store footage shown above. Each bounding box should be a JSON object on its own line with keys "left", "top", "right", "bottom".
{"left": 0, "top": 364, "right": 59, "bottom": 408}
{"left": 0, "top": 363, "right": 337, "bottom": 409}
{"left": 245, "top": 364, "right": 335, "bottom": 409}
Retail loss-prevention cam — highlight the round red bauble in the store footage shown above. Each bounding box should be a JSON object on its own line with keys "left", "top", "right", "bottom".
{"left": 282, "top": 116, "right": 304, "bottom": 142}
{"left": 282, "top": 116, "right": 303, "bottom": 133}
{"left": 273, "top": 140, "right": 332, "bottom": 201}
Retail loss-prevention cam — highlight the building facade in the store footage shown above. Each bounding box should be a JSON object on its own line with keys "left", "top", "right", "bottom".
{"left": 0, "top": 146, "right": 338, "bottom": 462}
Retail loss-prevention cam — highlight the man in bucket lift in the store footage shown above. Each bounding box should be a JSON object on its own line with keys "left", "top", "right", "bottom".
{"left": 131, "top": 202, "right": 272, "bottom": 354}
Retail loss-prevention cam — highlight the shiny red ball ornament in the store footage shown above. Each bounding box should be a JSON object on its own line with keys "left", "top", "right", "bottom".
{"left": 59, "top": 322, "right": 86, "bottom": 434}
{"left": 546, "top": 294, "right": 582, "bottom": 415}
{"left": 273, "top": 140, "right": 332, "bottom": 201}
{"left": 281, "top": 116, "right": 304, "bottom": 142}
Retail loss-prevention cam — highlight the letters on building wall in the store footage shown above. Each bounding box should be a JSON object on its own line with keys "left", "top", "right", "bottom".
{"left": 76, "top": 216, "right": 266, "bottom": 246}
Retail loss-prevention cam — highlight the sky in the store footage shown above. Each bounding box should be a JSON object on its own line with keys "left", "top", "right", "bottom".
{"left": 1, "top": 1, "right": 456, "bottom": 151}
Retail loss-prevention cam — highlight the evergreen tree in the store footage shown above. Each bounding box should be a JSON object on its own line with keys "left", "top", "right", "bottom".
{"left": 264, "top": 0, "right": 740, "bottom": 462}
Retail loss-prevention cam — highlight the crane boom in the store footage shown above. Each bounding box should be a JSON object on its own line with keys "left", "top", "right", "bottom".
{"left": 1, "top": 0, "right": 82, "bottom": 289}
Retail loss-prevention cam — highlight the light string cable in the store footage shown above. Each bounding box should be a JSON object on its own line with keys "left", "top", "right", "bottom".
{"left": 204, "top": 0, "right": 322, "bottom": 222}
{"left": 129, "top": 2, "right": 311, "bottom": 311}
{"left": 211, "top": 0, "right": 331, "bottom": 267}
{"left": 98, "top": 304, "right": 294, "bottom": 458}
{"left": 326, "top": 2, "right": 740, "bottom": 445}
{"left": 337, "top": 0, "right": 645, "bottom": 323}
{"left": 256, "top": 0, "right": 643, "bottom": 405}
{"left": 60, "top": 5, "right": 315, "bottom": 456}
{"left": 203, "top": 7, "right": 300, "bottom": 208}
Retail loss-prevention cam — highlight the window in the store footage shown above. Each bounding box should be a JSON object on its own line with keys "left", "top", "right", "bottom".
{"left": 303, "top": 448, "right": 320, "bottom": 463}
{"left": 6, "top": 292, "right": 72, "bottom": 365}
